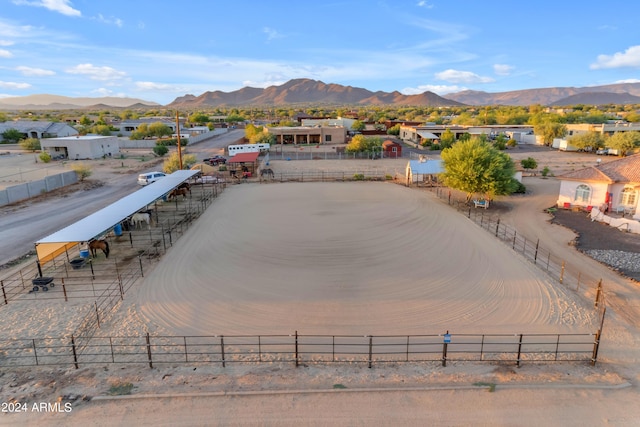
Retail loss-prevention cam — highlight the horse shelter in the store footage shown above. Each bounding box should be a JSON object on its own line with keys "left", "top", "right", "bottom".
{"left": 0, "top": 169, "right": 225, "bottom": 303}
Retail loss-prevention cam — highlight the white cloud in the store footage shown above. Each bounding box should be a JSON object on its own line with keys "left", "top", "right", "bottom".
{"left": 95, "top": 14, "right": 123, "bottom": 27}
{"left": 416, "top": 1, "right": 434, "bottom": 8}
{"left": 65, "top": 64, "right": 127, "bottom": 81}
{"left": 135, "top": 81, "right": 184, "bottom": 92}
{"left": 91, "top": 88, "right": 127, "bottom": 97}
{"left": 0, "top": 40, "right": 14, "bottom": 46}
{"left": 263, "top": 27, "right": 284, "bottom": 41}
{"left": 401, "top": 84, "right": 466, "bottom": 95}
{"left": 242, "top": 79, "right": 287, "bottom": 89}
{"left": 435, "top": 69, "right": 494, "bottom": 84}
{"left": 12, "top": 0, "right": 81, "bottom": 17}
{"left": 16, "top": 66, "right": 56, "bottom": 76}
{"left": 0, "top": 81, "right": 32, "bottom": 89}
{"left": 0, "top": 49, "right": 12, "bottom": 58}
{"left": 614, "top": 78, "right": 640, "bottom": 84}
{"left": 493, "top": 64, "right": 514, "bottom": 76}
{"left": 591, "top": 45, "right": 640, "bottom": 69}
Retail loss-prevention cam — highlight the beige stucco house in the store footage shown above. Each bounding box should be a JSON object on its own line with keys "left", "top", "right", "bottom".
{"left": 556, "top": 154, "right": 640, "bottom": 220}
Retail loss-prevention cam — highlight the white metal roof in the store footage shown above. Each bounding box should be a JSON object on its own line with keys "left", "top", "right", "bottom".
{"left": 408, "top": 159, "right": 443, "bottom": 175}
{"left": 36, "top": 169, "right": 198, "bottom": 244}
{"left": 417, "top": 130, "right": 439, "bottom": 139}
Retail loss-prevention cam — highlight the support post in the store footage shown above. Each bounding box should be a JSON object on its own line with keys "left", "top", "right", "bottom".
{"left": 146, "top": 332, "right": 153, "bottom": 368}
{"left": 516, "top": 334, "right": 523, "bottom": 367}
{"left": 70, "top": 335, "right": 79, "bottom": 369}
{"left": 295, "top": 330, "right": 299, "bottom": 367}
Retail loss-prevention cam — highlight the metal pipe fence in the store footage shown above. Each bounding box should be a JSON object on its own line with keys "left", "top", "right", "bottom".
{"left": 0, "top": 331, "right": 598, "bottom": 369}
{"left": 260, "top": 170, "right": 397, "bottom": 183}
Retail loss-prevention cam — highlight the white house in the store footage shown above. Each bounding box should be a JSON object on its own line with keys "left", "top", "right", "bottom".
{"left": 556, "top": 154, "right": 640, "bottom": 220}
{"left": 41, "top": 135, "right": 120, "bottom": 160}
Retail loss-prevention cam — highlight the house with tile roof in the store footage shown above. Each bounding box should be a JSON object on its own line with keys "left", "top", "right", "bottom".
{"left": 556, "top": 154, "right": 640, "bottom": 220}
{"left": 0, "top": 120, "right": 78, "bottom": 140}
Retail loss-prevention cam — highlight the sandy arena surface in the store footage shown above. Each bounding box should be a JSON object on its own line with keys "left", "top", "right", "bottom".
{"left": 138, "top": 182, "right": 596, "bottom": 337}
{"left": 1, "top": 146, "right": 639, "bottom": 426}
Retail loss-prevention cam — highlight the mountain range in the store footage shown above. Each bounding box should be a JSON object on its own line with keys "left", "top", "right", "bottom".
{"left": 2, "top": 80, "right": 640, "bottom": 110}
{"left": 0, "top": 94, "right": 160, "bottom": 111}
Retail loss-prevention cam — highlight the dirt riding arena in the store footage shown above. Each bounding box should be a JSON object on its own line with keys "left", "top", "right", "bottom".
{"left": 137, "top": 181, "right": 597, "bottom": 337}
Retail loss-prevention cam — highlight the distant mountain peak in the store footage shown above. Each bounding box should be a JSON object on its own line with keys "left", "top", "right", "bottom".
{"left": 166, "top": 79, "right": 463, "bottom": 107}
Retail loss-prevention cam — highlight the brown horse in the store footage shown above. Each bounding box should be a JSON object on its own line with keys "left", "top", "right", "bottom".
{"left": 89, "top": 239, "right": 110, "bottom": 258}
{"left": 168, "top": 187, "right": 189, "bottom": 200}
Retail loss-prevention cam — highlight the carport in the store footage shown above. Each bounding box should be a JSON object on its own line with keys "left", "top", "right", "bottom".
{"left": 34, "top": 170, "right": 198, "bottom": 267}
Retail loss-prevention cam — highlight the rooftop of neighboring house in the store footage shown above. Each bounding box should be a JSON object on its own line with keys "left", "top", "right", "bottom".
{"left": 557, "top": 154, "right": 640, "bottom": 183}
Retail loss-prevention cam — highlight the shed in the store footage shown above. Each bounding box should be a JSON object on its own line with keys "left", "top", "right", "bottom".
{"left": 227, "top": 152, "right": 259, "bottom": 177}
{"left": 40, "top": 135, "right": 120, "bottom": 160}
{"left": 382, "top": 140, "right": 402, "bottom": 158}
{"left": 406, "top": 158, "right": 443, "bottom": 185}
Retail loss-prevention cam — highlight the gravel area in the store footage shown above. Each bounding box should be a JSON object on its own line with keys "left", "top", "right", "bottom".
{"left": 551, "top": 209, "right": 640, "bottom": 281}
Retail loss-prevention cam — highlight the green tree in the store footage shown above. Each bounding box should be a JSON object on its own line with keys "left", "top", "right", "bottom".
{"left": 245, "top": 123, "right": 262, "bottom": 140}
{"left": 147, "top": 122, "right": 173, "bottom": 138}
{"left": 93, "top": 124, "right": 112, "bottom": 136}
{"left": 606, "top": 131, "right": 640, "bottom": 156}
{"left": 19, "top": 137, "right": 41, "bottom": 151}
{"left": 153, "top": 144, "right": 169, "bottom": 157}
{"left": 440, "top": 129, "right": 456, "bottom": 149}
{"left": 567, "top": 132, "right": 604, "bottom": 151}
{"left": 163, "top": 152, "right": 197, "bottom": 173}
{"left": 520, "top": 157, "right": 538, "bottom": 170}
{"left": 351, "top": 120, "right": 365, "bottom": 131}
{"left": 440, "top": 137, "right": 517, "bottom": 202}
{"left": 2, "top": 128, "right": 24, "bottom": 143}
{"left": 386, "top": 124, "right": 401, "bottom": 136}
{"left": 79, "top": 115, "right": 92, "bottom": 126}
{"left": 188, "top": 112, "right": 210, "bottom": 125}
{"left": 533, "top": 122, "right": 567, "bottom": 146}
{"left": 250, "top": 132, "right": 276, "bottom": 145}
{"left": 226, "top": 113, "right": 245, "bottom": 124}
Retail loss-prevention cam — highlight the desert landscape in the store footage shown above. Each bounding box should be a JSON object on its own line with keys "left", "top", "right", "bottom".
{"left": 0, "top": 147, "right": 639, "bottom": 426}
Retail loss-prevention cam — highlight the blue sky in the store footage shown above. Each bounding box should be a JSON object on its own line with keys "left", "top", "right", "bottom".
{"left": 1, "top": 0, "right": 639, "bottom": 104}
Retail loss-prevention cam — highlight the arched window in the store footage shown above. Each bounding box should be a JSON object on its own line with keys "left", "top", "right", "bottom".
{"left": 620, "top": 187, "right": 637, "bottom": 206}
{"left": 574, "top": 184, "right": 591, "bottom": 203}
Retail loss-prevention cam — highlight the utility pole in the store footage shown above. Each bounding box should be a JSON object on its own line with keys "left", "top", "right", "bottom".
{"left": 175, "top": 110, "right": 183, "bottom": 169}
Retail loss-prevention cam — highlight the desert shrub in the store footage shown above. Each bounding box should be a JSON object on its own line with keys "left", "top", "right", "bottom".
{"left": 353, "top": 173, "right": 364, "bottom": 181}
{"left": 153, "top": 144, "right": 168, "bottom": 156}
{"left": 541, "top": 166, "right": 551, "bottom": 177}
{"left": 39, "top": 152, "right": 51, "bottom": 163}
{"left": 70, "top": 163, "right": 93, "bottom": 181}
{"left": 19, "top": 137, "right": 41, "bottom": 152}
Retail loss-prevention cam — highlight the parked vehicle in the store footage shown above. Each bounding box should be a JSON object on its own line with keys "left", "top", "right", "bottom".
{"left": 137, "top": 171, "right": 166, "bottom": 186}
{"left": 203, "top": 155, "right": 227, "bottom": 165}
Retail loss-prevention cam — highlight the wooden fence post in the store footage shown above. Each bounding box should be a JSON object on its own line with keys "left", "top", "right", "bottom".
{"left": 516, "top": 334, "right": 523, "bottom": 367}
{"left": 594, "top": 280, "right": 603, "bottom": 307}
{"left": 220, "top": 335, "right": 226, "bottom": 368}
{"left": 534, "top": 239, "right": 539, "bottom": 263}
{"left": 368, "top": 336, "right": 373, "bottom": 369}
{"left": 495, "top": 219, "right": 500, "bottom": 237}
{"left": 146, "top": 333, "right": 153, "bottom": 368}
{"left": 62, "top": 278, "right": 68, "bottom": 302}
{"left": 70, "top": 335, "right": 79, "bottom": 369}
{"left": 1, "top": 280, "right": 7, "bottom": 305}
{"left": 295, "top": 330, "right": 299, "bottom": 367}
{"left": 94, "top": 302, "right": 100, "bottom": 328}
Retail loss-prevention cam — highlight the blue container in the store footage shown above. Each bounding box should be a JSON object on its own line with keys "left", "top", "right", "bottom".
{"left": 114, "top": 223, "right": 123, "bottom": 236}
{"left": 79, "top": 249, "right": 89, "bottom": 259}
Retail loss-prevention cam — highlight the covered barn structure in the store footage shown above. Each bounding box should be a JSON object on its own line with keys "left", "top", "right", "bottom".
{"left": 34, "top": 170, "right": 198, "bottom": 268}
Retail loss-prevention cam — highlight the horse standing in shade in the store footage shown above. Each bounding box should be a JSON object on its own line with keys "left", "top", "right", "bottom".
{"left": 89, "top": 239, "right": 110, "bottom": 258}
{"left": 168, "top": 187, "right": 189, "bottom": 200}
{"left": 131, "top": 212, "right": 151, "bottom": 229}
{"left": 260, "top": 168, "right": 274, "bottom": 179}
